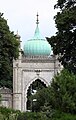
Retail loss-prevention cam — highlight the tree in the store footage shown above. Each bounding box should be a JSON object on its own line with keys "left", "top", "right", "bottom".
{"left": 50, "top": 69, "right": 76, "bottom": 113}
{"left": 54, "top": 0, "right": 76, "bottom": 9}
{"left": 0, "top": 13, "right": 19, "bottom": 89}
{"left": 34, "top": 69, "right": 76, "bottom": 114}
{"left": 47, "top": 0, "right": 76, "bottom": 73}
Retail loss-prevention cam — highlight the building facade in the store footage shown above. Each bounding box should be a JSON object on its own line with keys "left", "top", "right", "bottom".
{"left": 0, "top": 14, "right": 61, "bottom": 111}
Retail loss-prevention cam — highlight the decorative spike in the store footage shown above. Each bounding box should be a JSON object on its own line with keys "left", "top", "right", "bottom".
{"left": 17, "top": 30, "right": 19, "bottom": 35}
{"left": 36, "top": 12, "right": 39, "bottom": 25}
{"left": 16, "top": 30, "right": 21, "bottom": 39}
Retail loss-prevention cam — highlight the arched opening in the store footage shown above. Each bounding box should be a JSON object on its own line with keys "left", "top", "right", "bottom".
{"left": 26, "top": 79, "right": 47, "bottom": 112}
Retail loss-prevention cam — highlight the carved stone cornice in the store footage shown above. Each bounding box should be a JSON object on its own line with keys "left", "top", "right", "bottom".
{"left": 22, "top": 69, "right": 55, "bottom": 72}
{"left": 22, "top": 55, "right": 58, "bottom": 63}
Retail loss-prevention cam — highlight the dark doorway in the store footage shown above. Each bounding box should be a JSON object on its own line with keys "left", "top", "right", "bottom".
{"left": 27, "top": 79, "right": 46, "bottom": 111}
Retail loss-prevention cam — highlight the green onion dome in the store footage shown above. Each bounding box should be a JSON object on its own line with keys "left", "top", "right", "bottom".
{"left": 24, "top": 14, "right": 52, "bottom": 56}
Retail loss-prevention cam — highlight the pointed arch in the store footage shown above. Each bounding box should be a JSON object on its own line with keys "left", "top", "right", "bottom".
{"left": 24, "top": 76, "right": 49, "bottom": 95}
{"left": 24, "top": 76, "right": 49, "bottom": 111}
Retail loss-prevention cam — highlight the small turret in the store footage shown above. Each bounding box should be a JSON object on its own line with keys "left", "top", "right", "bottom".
{"left": 15, "top": 31, "right": 22, "bottom": 62}
{"left": 15, "top": 30, "right": 22, "bottom": 50}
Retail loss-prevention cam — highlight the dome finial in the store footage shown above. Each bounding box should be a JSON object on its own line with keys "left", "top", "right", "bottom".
{"left": 16, "top": 30, "right": 21, "bottom": 39}
{"left": 17, "top": 30, "right": 18, "bottom": 35}
{"left": 36, "top": 12, "right": 39, "bottom": 25}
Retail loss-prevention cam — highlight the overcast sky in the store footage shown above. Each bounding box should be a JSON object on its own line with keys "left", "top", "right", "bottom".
{"left": 0, "top": 0, "right": 58, "bottom": 48}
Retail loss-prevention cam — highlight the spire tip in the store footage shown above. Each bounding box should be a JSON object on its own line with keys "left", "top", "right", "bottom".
{"left": 36, "top": 12, "right": 39, "bottom": 25}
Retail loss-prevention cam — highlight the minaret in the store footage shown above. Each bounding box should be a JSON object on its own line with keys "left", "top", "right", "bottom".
{"left": 13, "top": 31, "right": 22, "bottom": 111}
{"left": 15, "top": 31, "right": 22, "bottom": 62}
{"left": 16, "top": 30, "right": 21, "bottom": 50}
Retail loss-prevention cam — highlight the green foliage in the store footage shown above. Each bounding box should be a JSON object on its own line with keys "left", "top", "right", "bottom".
{"left": 33, "top": 69, "right": 76, "bottom": 114}
{"left": 31, "top": 87, "right": 51, "bottom": 112}
{"left": 17, "top": 111, "right": 76, "bottom": 120}
{"left": 54, "top": 0, "right": 76, "bottom": 9}
{"left": 17, "top": 112, "right": 48, "bottom": 120}
{"left": 0, "top": 94, "right": 1, "bottom": 101}
{"left": 0, "top": 106, "right": 76, "bottom": 120}
{"left": 0, "top": 112, "right": 4, "bottom": 120}
{"left": 50, "top": 69, "right": 76, "bottom": 113}
{"left": 47, "top": 0, "right": 76, "bottom": 73}
{"left": 27, "top": 79, "right": 46, "bottom": 111}
{"left": 0, "top": 107, "right": 20, "bottom": 120}
{"left": 50, "top": 110, "right": 76, "bottom": 120}
{"left": 0, "top": 12, "right": 19, "bottom": 89}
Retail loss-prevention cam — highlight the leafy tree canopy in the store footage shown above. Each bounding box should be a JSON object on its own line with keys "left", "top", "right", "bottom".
{"left": 33, "top": 69, "right": 76, "bottom": 114}
{"left": 47, "top": 0, "right": 76, "bottom": 73}
{"left": 0, "top": 13, "right": 19, "bottom": 89}
{"left": 55, "top": 0, "right": 76, "bottom": 9}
